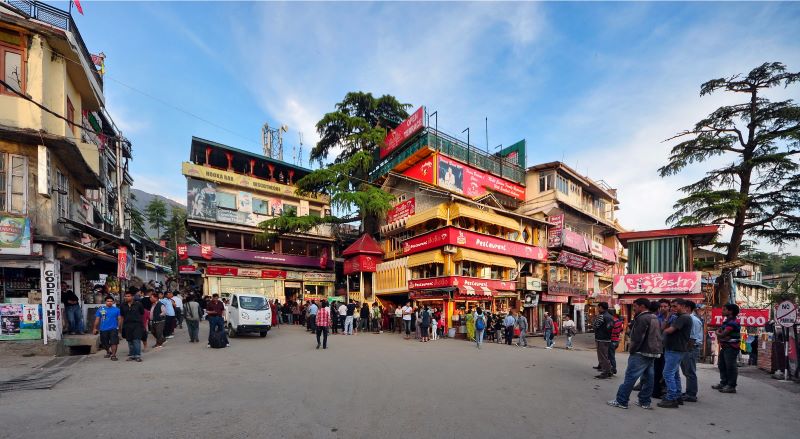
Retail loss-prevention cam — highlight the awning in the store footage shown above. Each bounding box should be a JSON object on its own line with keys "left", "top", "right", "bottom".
{"left": 405, "top": 203, "right": 448, "bottom": 229}
{"left": 450, "top": 203, "right": 519, "bottom": 231}
{"left": 454, "top": 248, "right": 516, "bottom": 268}
{"left": 461, "top": 285, "right": 492, "bottom": 296}
{"left": 407, "top": 250, "right": 445, "bottom": 267}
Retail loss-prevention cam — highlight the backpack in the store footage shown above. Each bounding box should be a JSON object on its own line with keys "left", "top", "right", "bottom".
{"left": 209, "top": 327, "right": 226, "bottom": 349}
{"left": 475, "top": 315, "right": 485, "bottom": 331}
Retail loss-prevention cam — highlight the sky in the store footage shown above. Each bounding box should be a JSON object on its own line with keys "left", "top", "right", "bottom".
{"left": 65, "top": 1, "right": 800, "bottom": 253}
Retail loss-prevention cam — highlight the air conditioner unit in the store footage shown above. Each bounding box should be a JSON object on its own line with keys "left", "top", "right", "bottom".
{"left": 443, "top": 245, "right": 457, "bottom": 254}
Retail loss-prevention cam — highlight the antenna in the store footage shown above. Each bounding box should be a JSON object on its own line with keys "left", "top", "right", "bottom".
{"left": 262, "top": 123, "right": 272, "bottom": 157}
{"left": 297, "top": 132, "right": 304, "bottom": 165}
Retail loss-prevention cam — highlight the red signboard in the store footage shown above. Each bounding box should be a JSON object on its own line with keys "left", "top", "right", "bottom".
{"left": 540, "top": 294, "right": 569, "bottom": 303}
{"left": 557, "top": 251, "right": 590, "bottom": 269}
{"left": 179, "top": 265, "right": 197, "bottom": 274}
{"left": 562, "top": 229, "right": 589, "bottom": 253}
{"left": 187, "top": 245, "right": 333, "bottom": 269}
{"left": 117, "top": 246, "right": 128, "bottom": 279}
{"left": 547, "top": 214, "right": 564, "bottom": 247}
{"left": 206, "top": 266, "right": 238, "bottom": 276}
{"left": 381, "top": 107, "right": 425, "bottom": 159}
{"left": 583, "top": 259, "right": 610, "bottom": 273}
{"left": 601, "top": 245, "right": 618, "bottom": 263}
{"left": 200, "top": 244, "right": 213, "bottom": 260}
{"left": 711, "top": 307, "right": 769, "bottom": 327}
{"left": 343, "top": 255, "right": 380, "bottom": 275}
{"left": 403, "top": 156, "right": 435, "bottom": 185}
{"left": 437, "top": 155, "right": 525, "bottom": 201}
{"left": 205, "top": 266, "right": 287, "bottom": 279}
{"left": 387, "top": 198, "right": 416, "bottom": 224}
{"left": 402, "top": 226, "right": 547, "bottom": 261}
{"left": 408, "top": 276, "right": 515, "bottom": 292}
{"left": 177, "top": 244, "right": 188, "bottom": 260}
{"left": 613, "top": 272, "right": 703, "bottom": 295}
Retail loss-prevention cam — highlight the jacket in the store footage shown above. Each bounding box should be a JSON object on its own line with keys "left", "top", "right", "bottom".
{"left": 593, "top": 311, "right": 613, "bottom": 341}
{"left": 628, "top": 311, "right": 662, "bottom": 356}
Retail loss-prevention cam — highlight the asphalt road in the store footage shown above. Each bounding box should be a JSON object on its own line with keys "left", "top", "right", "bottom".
{"left": 1, "top": 323, "right": 798, "bottom": 439}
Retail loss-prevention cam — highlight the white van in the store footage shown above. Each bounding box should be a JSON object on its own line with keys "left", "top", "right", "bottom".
{"left": 226, "top": 293, "right": 272, "bottom": 338}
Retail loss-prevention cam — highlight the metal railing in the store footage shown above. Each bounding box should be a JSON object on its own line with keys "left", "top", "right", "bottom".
{"left": 5, "top": 0, "right": 103, "bottom": 87}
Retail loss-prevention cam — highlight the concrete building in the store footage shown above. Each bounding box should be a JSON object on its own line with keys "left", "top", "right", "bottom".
{"left": 518, "top": 162, "right": 626, "bottom": 331}
{"left": 0, "top": 1, "right": 133, "bottom": 347}
{"left": 694, "top": 248, "right": 773, "bottom": 308}
{"left": 181, "top": 137, "right": 335, "bottom": 303}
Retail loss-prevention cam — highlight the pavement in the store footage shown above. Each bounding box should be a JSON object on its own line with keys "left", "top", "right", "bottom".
{"left": 1, "top": 323, "right": 798, "bottom": 439}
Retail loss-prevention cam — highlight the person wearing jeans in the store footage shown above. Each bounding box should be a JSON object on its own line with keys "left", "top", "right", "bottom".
{"left": 148, "top": 292, "right": 166, "bottom": 348}
{"left": 681, "top": 301, "right": 703, "bottom": 401}
{"left": 658, "top": 299, "right": 693, "bottom": 408}
{"left": 474, "top": 308, "right": 486, "bottom": 349}
{"left": 120, "top": 289, "right": 144, "bottom": 362}
{"left": 593, "top": 303, "right": 614, "bottom": 378}
{"left": 713, "top": 304, "right": 741, "bottom": 393}
{"left": 61, "top": 288, "right": 84, "bottom": 334}
{"left": 205, "top": 294, "right": 228, "bottom": 347}
{"left": 562, "top": 315, "right": 577, "bottom": 350}
{"left": 543, "top": 312, "right": 554, "bottom": 348}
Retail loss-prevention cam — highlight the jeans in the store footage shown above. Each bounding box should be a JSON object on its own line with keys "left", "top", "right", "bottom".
{"left": 361, "top": 318, "right": 369, "bottom": 332}
{"left": 395, "top": 317, "right": 402, "bottom": 333}
{"left": 615, "top": 353, "right": 656, "bottom": 406}
{"left": 663, "top": 350, "right": 686, "bottom": 401}
{"left": 176, "top": 308, "right": 183, "bottom": 327}
{"left": 596, "top": 341, "right": 612, "bottom": 375}
{"left": 566, "top": 336, "right": 573, "bottom": 349}
{"left": 476, "top": 329, "right": 484, "bottom": 347}
{"left": 127, "top": 338, "right": 142, "bottom": 359}
{"left": 66, "top": 304, "right": 83, "bottom": 333}
{"left": 164, "top": 316, "right": 176, "bottom": 336}
{"left": 372, "top": 318, "right": 380, "bottom": 332}
{"left": 287, "top": 314, "right": 293, "bottom": 325}
{"left": 150, "top": 320, "right": 165, "bottom": 346}
{"left": 208, "top": 316, "right": 226, "bottom": 344}
{"left": 308, "top": 315, "right": 317, "bottom": 332}
{"left": 345, "top": 316, "right": 354, "bottom": 334}
{"left": 610, "top": 341, "right": 620, "bottom": 372}
{"left": 403, "top": 319, "right": 412, "bottom": 336}
{"left": 681, "top": 344, "right": 700, "bottom": 397}
{"left": 718, "top": 346, "right": 739, "bottom": 388}
{"left": 518, "top": 330, "right": 527, "bottom": 347}
{"left": 652, "top": 355, "right": 666, "bottom": 397}
{"left": 186, "top": 320, "right": 200, "bottom": 342}
{"left": 504, "top": 326, "right": 514, "bottom": 345}
{"left": 316, "top": 327, "right": 329, "bottom": 348}
{"left": 544, "top": 329, "right": 553, "bottom": 347}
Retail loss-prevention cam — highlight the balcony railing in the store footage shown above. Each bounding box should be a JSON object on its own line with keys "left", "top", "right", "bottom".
{"left": 5, "top": 0, "right": 103, "bottom": 87}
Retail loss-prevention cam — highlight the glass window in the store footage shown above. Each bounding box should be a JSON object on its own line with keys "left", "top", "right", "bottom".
{"left": 0, "top": 153, "right": 6, "bottom": 212}
{"left": 56, "top": 170, "right": 69, "bottom": 219}
{"left": 309, "top": 208, "right": 322, "bottom": 218}
{"left": 308, "top": 242, "right": 325, "bottom": 256}
{"left": 215, "top": 231, "right": 241, "bottom": 249}
{"left": 66, "top": 97, "right": 75, "bottom": 136}
{"left": 539, "top": 173, "right": 553, "bottom": 192}
{"left": 4, "top": 50, "right": 22, "bottom": 93}
{"left": 282, "top": 239, "right": 306, "bottom": 256}
{"left": 239, "top": 295, "right": 267, "bottom": 310}
{"left": 216, "top": 192, "right": 237, "bottom": 210}
{"left": 244, "top": 234, "right": 275, "bottom": 252}
{"left": 458, "top": 261, "right": 479, "bottom": 277}
{"left": 283, "top": 204, "right": 298, "bottom": 216}
{"left": 252, "top": 198, "right": 269, "bottom": 215}
{"left": 556, "top": 175, "right": 569, "bottom": 194}
{"left": 1, "top": 154, "right": 27, "bottom": 214}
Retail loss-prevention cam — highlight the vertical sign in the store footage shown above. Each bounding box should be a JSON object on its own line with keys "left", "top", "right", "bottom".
{"left": 117, "top": 246, "right": 128, "bottom": 279}
{"left": 37, "top": 145, "right": 51, "bottom": 195}
{"left": 41, "top": 261, "right": 61, "bottom": 343}
{"left": 177, "top": 244, "right": 188, "bottom": 260}
{"left": 547, "top": 214, "right": 564, "bottom": 247}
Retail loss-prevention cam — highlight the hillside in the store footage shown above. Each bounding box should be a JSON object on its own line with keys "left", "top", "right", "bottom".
{"left": 131, "top": 188, "right": 186, "bottom": 238}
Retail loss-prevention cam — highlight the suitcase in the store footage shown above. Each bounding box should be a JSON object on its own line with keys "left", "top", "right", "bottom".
{"left": 209, "top": 328, "right": 226, "bottom": 349}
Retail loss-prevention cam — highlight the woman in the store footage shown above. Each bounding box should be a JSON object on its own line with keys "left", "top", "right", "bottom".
{"left": 371, "top": 302, "right": 381, "bottom": 334}
{"left": 139, "top": 291, "right": 151, "bottom": 351}
{"left": 270, "top": 299, "right": 279, "bottom": 328}
{"left": 473, "top": 307, "right": 486, "bottom": 348}
{"left": 430, "top": 308, "right": 439, "bottom": 340}
{"left": 419, "top": 305, "right": 431, "bottom": 342}
{"left": 361, "top": 302, "right": 370, "bottom": 332}
{"left": 292, "top": 302, "right": 300, "bottom": 325}
{"left": 465, "top": 306, "right": 475, "bottom": 342}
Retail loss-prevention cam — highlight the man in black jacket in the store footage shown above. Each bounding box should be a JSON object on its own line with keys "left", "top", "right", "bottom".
{"left": 608, "top": 298, "right": 662, "bottom": 409}
{"left": 594, "top": 302, "right": 614, "bottom": 379}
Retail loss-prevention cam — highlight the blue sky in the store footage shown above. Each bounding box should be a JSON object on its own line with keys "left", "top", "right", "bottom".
{"left": 67, "top": 1, "right": 799, "bottom": 251}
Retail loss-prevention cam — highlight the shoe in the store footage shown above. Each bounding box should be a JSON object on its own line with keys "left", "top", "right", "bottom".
{"left": 612, "top": 370, "right": 618, "bottom": 375}
{"left": 126, "top": 357, "right": 135, "bottom": 361}
{"left": 104, "top": 353, "right": 111, "bottom": 358}
{"left": 607, "top": 400, "right": 628, "bottom": 409}
{"left": 545, "top": 346, "right": 553, "bottom": 350}
{"left": 593, "top": 366, "right": 602, "bottom": 370}
{"left": 719, "top": 386, "right": 736, "bottom": 393}
{"left": 166, "top": 336, "right": 174, "bottom": 339}
{"left": 633, "top": 401, "right": 653, "bottom": 410}
{"left": 677, "top": 398, "right": 684, "bottom": 405}
{"left": 135, "top": 358, "right": 142, "bottom": 362}
{"left": 316, "top": 345, "right": 320, "bottom": 349}
{"left": 657, "top": 400, "right": 679, "bottom": 408}
{"left": 682, "top": 396, "right": 698, "bottom": 402}
{"left": 206, "top": 344, "right": 211, "bottom": 348}
{"left": 226, "top": 343, "right": 231, "bottom": 347}
{"left": 711, "top": 384, "right": 725, "bottom": 390}
{"left": 594, "top": 374, "right": 612, "bottom": 379}
{"left": 323, "top": 346, "right": 327, "bottom": 349}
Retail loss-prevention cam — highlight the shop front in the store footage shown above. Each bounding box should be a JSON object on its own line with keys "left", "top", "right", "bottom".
{"left": 613, "top": 271, "right": 705, "bottom": 326}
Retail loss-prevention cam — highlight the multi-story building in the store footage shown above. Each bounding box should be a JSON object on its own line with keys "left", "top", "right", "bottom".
{"left": 0, "top": 1, "right": 133, "bottom": 346}
{"left": 694, "top": 248, "right": 772, "bottom": 308}
{"left": 181, "top": 137, "right": 335, "bottom": 303}
{"left": 518, "top": 162, "right": 625, "bottom": 331}
{"left": 372, "top": 108, "right": 549, "bottom": 336}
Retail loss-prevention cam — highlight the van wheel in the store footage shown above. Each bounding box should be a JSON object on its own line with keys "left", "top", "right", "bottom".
{"left": 228, "top": 325, "right": 237, "bottom": 338}
{"left": 260, "top": 332, "right": 267, "bottom": 338}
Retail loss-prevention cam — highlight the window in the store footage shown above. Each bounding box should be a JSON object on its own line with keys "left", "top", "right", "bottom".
{"left": 0, "top": 28, "right": 24, "bottom": 95}
{"left": 216, "top": 192, "right": 236, "bottom": 210}
{"left": 411, "top": 263, "right": 443, "bottom": 279}
{"left": 556, "top": 175, "right": 569, "bottom": 194}
{"left": 244, "top": 234, "right": 274, "bottom": 252}
{"left": 309, "top": 208, "right": 322, "bottom": 218}
{"left": 283, "top": 204, "right": 298, "bottom": 216}
{"left": 56, "top": 170, "right": 70, "bottom": 219}
{"left": 66, "top": 98, "right": 75, "bottom": 137}
{"left": 0, "top": 154, "right": 27, "bottom": 214}
{"left": 569, "top": 182, "right": 580, "bottom": 196}
{"left": 539, "top": 173, "right": 553, "bottom": 192}
{"left": 490, "top": 266, "right": 505, "bottom": 280}
{"left": 308, "top": 242, "right": 325, "bottom": 256}
{"left": 215, "top": 231, "right": 242, "bottom": 249}
{"left": 282, "top": 239, "right": 306, "bottom": 256}
{"left": 594, "top": 199, "right": 608, "bottom": 218}
{"left": 458, "top": 261, "right": 480, "bottom": 277}
{"left": 252, "top": 198, "right": 269, "bottom": 215}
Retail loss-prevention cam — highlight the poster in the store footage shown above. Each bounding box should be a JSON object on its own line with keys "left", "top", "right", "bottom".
{"left": 381, "top": 107, "right": 425, "bottom": 159}
{"left": 238, "top": 191, "right": 253, "bottom": 213}
{"left": 1, "top": 303, "right": 42, "bottom": 340}
{"left": 437, "top": 155, "right": 525, "bottom": 200}
{"left": 0, "top": 216, "right": 32, "bottom": 255}
{"left": 547, "top": 214, "right": 564, "bottom": 247}
{"left": 437, "top": 156, "right": 464, "bottom": 193}
{"left": 187, "top": 178, "right": 217, "bottom": 220}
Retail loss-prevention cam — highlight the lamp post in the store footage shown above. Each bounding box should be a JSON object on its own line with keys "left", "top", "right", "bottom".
{"left": 462, "top": 127, "right": 470, "bottom": 165}
{"left": 428, "top": 110, "right": 438, "bottom": 151}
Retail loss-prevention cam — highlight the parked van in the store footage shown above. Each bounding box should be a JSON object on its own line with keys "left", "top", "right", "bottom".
{"left": 226, "top": 293, "right": 272, "bottom": 337}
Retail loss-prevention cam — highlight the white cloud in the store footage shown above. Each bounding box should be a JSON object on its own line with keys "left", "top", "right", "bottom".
{"left": 131, "top": 172, "right": 185, "bottom": 205}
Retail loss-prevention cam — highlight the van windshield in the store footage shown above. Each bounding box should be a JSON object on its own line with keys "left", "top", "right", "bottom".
{"left": 239, "top": 296, "right": 268, "bottom": 311}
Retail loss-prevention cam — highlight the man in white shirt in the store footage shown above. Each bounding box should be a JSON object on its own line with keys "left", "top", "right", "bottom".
{"left": 338, "top": 302, "right": 348, "bottom": 335}
{"left": 394, "top": 306, "right": 403, "bottom": 333}
{"left": 173, "top": 293, "right": 184, "bottom": 329}
{"left": 402, "top": 301, "right": 413, "bottom": 340}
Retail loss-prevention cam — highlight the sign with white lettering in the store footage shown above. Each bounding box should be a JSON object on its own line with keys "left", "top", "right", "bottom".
{"left": 613, "top": 272, "right": 702, "bottom": 295}
{"left": 402, "top": 226, "right": 547, "bottom": 261}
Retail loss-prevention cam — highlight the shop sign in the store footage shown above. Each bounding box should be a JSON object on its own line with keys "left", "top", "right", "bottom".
{"left": 557, "top": 251, "right": 589, "bottom": 269}
{"left": 178, "top": 265, "right": 197, "bottom": 274}
{"left": 182, "top": 162, "right": 329, "bottom": 202}
{"left": 303, "top": 272, "right": 336, "bottom": 282}
{"left": 408, "top": 276, "right": 515, "bottom": 292}
{"left": 410, "top": 291, "right": 450, "bottom": 300}
{"left": 238, "top": 268, "right": 262, "bottom": 277}
{"left": 601, "top": 245, "right": 618, "bottom": 263}
{"left": 403, "top": 156, "right": 435, "bottom": 185}
{"left": 583, "top": 259, "right": 610, "bottom": 273}
{"left": 590, "top": 241, "right": 603, "bottom": 259}
{"left": 402, "top": 226, "right": 547, "bottom": 261}
{"left": 319, "top": 247, "right": 329, "bottom": 269}
{"left": 0, "top": 304, "right": 42, "bottom": 340}
{"left": 387, "top": 198, "right": 416, "bottom": 224}
{"left": 710, "top": 307, "right": 769, "bottom": 327}
{"left": 177, "top": 244, "right": 188, "bottom": 260}
{"left": 571, "top": 297, "right": 586, "bottom": 304}
{"left": 547, "top": 281, "right": 584, "bottom": 296}
{"left": 285, "top": 282, "right": 302, "bottom": 288}
{"left": 188, "top": 245, "right": 334, "bottom": 269}
{"left": 343, "top": 255, "right": 380, "bottom": 275}
{"left": 0, "top": 216, "right": 32, "bottom": 255}
{"left": 562, "top": 229, "right": 589, "bottom": 253}
{"left": 117, "top": 246, "right": 128, "bottom": 279}
{"left": 200, "top": 245, "right": 213, "bottom": 260}
{"left": 523, "top": 293, "right": 539, "bottom": 308}
{"left": 547, "top": 214, "right": 563, "bottom": 247}
{"left": 525, "top": 277, "right": 542, "bottom": 291}
{"left": 437, "top": 155, "right": 526, "bottom": 201}
{"left": 261, "top": 270, "right": 287, "bottom": 279}
{"left": 205, "top": 265, "right": 287, "bottom": 279}
{"left": 381, "top": 107, "right": 425, "bottom": 159}
{"left": 540, "top": 294, "right": 569, "bottom": 303}
{"left": 186, "top": 178, "right": 218, "bottom": 221}
{"left": 613, "top": 272, "right": 702, "bottom": 295}
{"left": 286, "top": 271, "right": 303, "bottom": 280}
{"left": 41, "top": 261, "right": 61, "bottom": 342}
{"left": 216, "top": 209, "right": 264, "bottom": 227}
{"left": 206, "top": 266, "right": 238, "bottom": 277}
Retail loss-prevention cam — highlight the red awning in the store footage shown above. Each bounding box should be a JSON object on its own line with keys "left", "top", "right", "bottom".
{"left": 616, "top": 294, "right": 705, "bottom": 304}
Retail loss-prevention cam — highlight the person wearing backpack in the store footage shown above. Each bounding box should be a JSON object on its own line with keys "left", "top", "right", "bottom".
{"left": 419, "top": 305, "right": 431, "bottom": 342}
{"left": 474, "top": 307, "right": 487, "bottom": 349}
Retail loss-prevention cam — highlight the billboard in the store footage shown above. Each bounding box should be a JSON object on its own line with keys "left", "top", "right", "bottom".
{"left": 613, "top": 272, "right": 703, "bottom": 295}
{"left": 387, "top": 198, "right": 416, "bottom": 224}
{"left": 381, "top": 107, "right": 425, "bottom": 159}
{"left": 402, "top": 226, "right": 547, "bottom": 261}
{"left": 437, "top": 155, "right": 525, "bottom": 200}
{"left": 403, "top": 156, "right": 436, "bottom": 185}
{"left": 0, "top": 216, "right": 31, "bottom": 255}
{"left": 710, "top": 308, "right": 769, "bottom": 327}
{"left": 187, "top": 178, "right": 217, "bottom": 221}
{"left": 547, "top": 214, "right": 564, "bottom": 247}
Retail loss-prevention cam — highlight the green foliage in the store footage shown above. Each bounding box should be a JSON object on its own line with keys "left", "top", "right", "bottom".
{"left": 659, "top": 62, "right": 800, "bottom": 260}
{"left": 742, "top": 250, "right": 800, "bottom": 275}
{"left": 310, "top": 92, "right": 411, "bottom": 165}
{"left": 164, "top": 206, "right": 187, "bottom": 271}
{"left": 144, "top": 198, "right": 169, "bottom": 239}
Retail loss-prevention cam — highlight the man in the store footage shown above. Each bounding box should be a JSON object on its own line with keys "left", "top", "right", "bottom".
{"left": 149, "top": 291, "right": 166, "bottom": 348}
{"left": 307, "top": 300, "right": 319, "bottom": 333}
{"left": 563, "top": 315, "right": 577, "bottom": 350}
{"left": 183, "top": 294, "right": 202, "bottom": 343}
{"left": 543, "top": 312, "right": 554, "bottom": 349}
{"left": 658, "top": 299, "right": 693, "bottom": 408}
{"left": 161, "top": 291, "right": 177, "bottom": 338}
{"left": 681, "top": 301, "right": 703, "bottom": 402}
{"left": 394, "top": 306, "right": 403, "bottom": 334}
{"left": 371, "top": 302, "right": 381, "bottom": 334}
{"left": 315, "top": 301, "right": 332, "bottom": 349}
{"left": 338, "top": 301, "right": 348, "bottom": 335}
{"left": 330, "top": 302, "right": 339, "bottom": 334}
{"left": 651, "top": 298, "right": 671, "bottom": 398}
{"left": 93, "top": 296, "right": 121, "bottom": 361}
{"left": 205, "top": 294, "right": 229, "bottom": 348}
{"left": 173, "top": 291, "right": 184, "bottom": 329}
{"left": 61, "top": 287, "right": 84, "bottom": 335}
{"left": 503, "top": 311, "right": 516, "bottom": 346}
{"left": 608, "top": 298, "right": 662, "bottom": 410}
{"left": 402, "top": 301, "right": 413, "bottom": 340}
{"left": 345, "top": 300, "right": 356, "bottom": 335}
{"left": 713, "top": 304, "right": 741, "bottom": 394}
{"left": 610, "top": 310, "right": 625, "bottom": 374}
{"left": 516, "top": 311, "right": 529, "bottom": 348}
{"left": 120, "top": 290, "right": 145, "bottom": 362}
{"left": 593, "top": 302, "right": 614, "bottom": 379}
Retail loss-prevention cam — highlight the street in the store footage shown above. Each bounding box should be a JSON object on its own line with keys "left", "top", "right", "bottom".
{"left": 1, "top": 324, "right": 798, "bottom": 439}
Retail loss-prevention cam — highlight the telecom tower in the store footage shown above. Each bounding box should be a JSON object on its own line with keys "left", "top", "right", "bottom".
{"left": 261, "top": 122, "right": 288, "bottom": 160}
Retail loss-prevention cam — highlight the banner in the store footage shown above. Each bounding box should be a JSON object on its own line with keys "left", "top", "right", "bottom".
{"left": 387, "top": 198, "right": 416, "bottom": 224}
{"left": 187, "top": 178, "right": 218, "bottom": 221}
{"left": 557, "top": 251, "right": 590, "bottom": 269}
{"left": 402, "top": 226, "right": 547, "bottom": 261}
{"left": 188, "top": 245, "right": 334, "bottom": 269}
{"left": 238, "top": 191, "right": 252, "bottom": 213}
{"left": 343, "top": 255, "right": 381, "bottom": 275}
{"left": 200, "top": 245, "right": 213, "bottom": 260}
{"left": 408, "top": 276, "right": 515, "bottom": 292}
{"left": 117, "top": 247, "right": 128, "bottom": 279}
{"left": 177, "top": 244, "right": 188, "bottom": 260}
{"left": 710, "top": 308, "right": 769, "bottom": 327}
{"left": 178, "top": 265, "right": 197, "bottom": 274}
{"left": 381, "top": 107, "right": 425, "bottom": 159}
{"left": 562, "top": 229, "right": 589, "bottom": 253}
{"left": 182, "top": 162, "right": 328, "bottom": 202}
{"left": 41, "top": 261, "right": 61, "bottom": 342}
{"left": 403, "top": 156, "right": 435, "bottom": 185}
{"left": 613, "top": 272, "right": 703, "bottom": 294}
{"left": 0, "top": 216, "right": 31, "bottom": 255}
{"left": 437, "top": 155, "right": 525, "bottom": 201}
{"left": 547, "top": 214, "right": 563, "bottom": 247}
{"left": 496, "top": 139, "right": 526, "bottom": 168}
